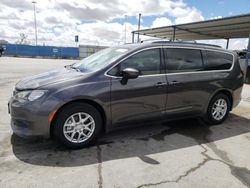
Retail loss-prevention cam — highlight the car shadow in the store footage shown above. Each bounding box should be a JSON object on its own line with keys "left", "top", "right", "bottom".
{"left": 11, "top": 113, "right": 250, "bottom": 167}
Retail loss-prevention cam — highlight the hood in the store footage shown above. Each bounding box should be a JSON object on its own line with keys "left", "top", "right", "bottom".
{"left": 16, "top": 68, "right": 84, "bottom": 90}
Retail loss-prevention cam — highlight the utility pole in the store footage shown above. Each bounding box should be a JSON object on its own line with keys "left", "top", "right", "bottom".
{"left": 124, "top": 15, "right": 127, "bottom": 44}
{"left": 32, "top": 1, "right": 38, "bottom": 46}
{"left": 137, "top": 13, "right": 141, "bottom": 43}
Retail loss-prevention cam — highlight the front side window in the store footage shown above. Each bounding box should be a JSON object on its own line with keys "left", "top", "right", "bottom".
{"left": 204, "top": 51, "right": 233, "bottom": 70}
{"left": 108, "top": 48, "right": 162, "bottom": 76}
{"left": 164, "top": 48, "right": 203, "bottom": 73}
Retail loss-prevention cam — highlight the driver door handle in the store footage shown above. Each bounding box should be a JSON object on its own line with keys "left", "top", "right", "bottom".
{"left": 155, "top": 82, "right": 167, "bottom": 87}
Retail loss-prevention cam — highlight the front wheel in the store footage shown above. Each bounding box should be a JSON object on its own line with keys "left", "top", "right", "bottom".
{"left": 204, "top": 93, "right": 231, "bottom": 125}
{"left": 53, "top": 103, "right": 103, "bottom": 149}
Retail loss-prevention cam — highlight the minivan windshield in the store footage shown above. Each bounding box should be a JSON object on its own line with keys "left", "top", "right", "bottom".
{"left": 71, "top": 47, "right": 129, "bottom": 73}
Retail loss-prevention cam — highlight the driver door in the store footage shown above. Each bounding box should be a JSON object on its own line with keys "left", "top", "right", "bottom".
{"left": 107, "top": 48, "right": 167, "bottom": 127}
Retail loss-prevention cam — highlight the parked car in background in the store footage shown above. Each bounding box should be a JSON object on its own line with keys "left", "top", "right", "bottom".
{"left": 235, "top": 49, "right": 250, "bottom": 83}
{"left": 0, "top": 45, "right": 4, "bottom": 57}
{"left": 235, "top": 50, "right": 247, "bottom": 59}
{"left": 8, "top": 41, "right": 244, "bottom": 149}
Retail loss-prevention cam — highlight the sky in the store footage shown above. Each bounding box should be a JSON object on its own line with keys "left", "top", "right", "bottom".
{"left": 0, "top": 0, "right": 249, "bottom": 49}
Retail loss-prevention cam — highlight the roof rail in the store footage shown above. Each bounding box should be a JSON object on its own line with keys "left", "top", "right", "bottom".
{"left": 151, "top": 40, "right": 222, "bottom": 48}
{"left": 140, "top": 39, "right": 174, "bottom": 43}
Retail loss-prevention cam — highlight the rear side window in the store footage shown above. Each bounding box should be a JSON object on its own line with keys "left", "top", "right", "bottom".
{"left": 108, "top": 48, "right": 162, "bottom": 76}
{"left": 164, "top": 48, "right": 203, "bottom": 73}
{"left": 204, "top": 51, "right": 233, "bottom": 70}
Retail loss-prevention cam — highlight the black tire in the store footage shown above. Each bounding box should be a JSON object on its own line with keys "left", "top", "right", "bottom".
{"left": 53, "top": 102, "right": 103, "bottom": 149}
{"left": 204, "top": 93, "right": 231, "bottom": 125}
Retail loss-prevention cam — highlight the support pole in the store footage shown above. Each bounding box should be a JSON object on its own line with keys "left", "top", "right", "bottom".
{"left": 132, "top": 31, "right": 135, "bottom": 43}
{"left": 226, "top": 38, "right": 229, "bottom": 49}
{"left": 172, "top": 26, "right": 176, "bottom": 41}
{"left": 124, "top": 15, "right": 127, "bottom": 44}
{"left": 137, "top": 13, "right": 141, "bottom": 43}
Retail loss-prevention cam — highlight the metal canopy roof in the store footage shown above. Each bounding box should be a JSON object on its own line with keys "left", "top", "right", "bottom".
{"left": 133, "top": 13, "right": 250, "bottom": 41}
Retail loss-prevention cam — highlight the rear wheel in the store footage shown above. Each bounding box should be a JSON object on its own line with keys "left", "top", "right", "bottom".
{"left": 53, "top": 103, "right": 102, "bottom": 149}
{"left": 204, "top": 93, "right": 231, "bottom": 125}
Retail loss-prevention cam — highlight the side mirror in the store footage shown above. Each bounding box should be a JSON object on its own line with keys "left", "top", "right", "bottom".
{"left": 121, "top": 68, "right": 139, "bottom": 79}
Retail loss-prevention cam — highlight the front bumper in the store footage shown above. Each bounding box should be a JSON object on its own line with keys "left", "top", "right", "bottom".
{"left": 8, "top": 97, "right": 51, "bottom": 138}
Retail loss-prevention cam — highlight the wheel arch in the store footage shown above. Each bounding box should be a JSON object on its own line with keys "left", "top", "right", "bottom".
{"left": 50, "top": 99, "right": 107, "bottom": 138}
{"left": 207, "top": 89, "right": 233, "bottom": 112}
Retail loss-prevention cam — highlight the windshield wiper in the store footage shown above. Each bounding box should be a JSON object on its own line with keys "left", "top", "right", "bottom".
{"left": 65, "top": 64, "right": 81, "bottom": 72}
{"left": 64, "top": 64, "right": 72, "bottom": 69}
{"left": 70, "top": 66, "right": 81, "bottom": 72}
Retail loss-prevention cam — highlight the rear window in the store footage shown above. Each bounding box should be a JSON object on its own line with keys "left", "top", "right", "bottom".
{"left": 164, "top": 48, "right": 203, "bottom": 73}
{"left": 204, "top": 51, "right": 233, "bottom": 70}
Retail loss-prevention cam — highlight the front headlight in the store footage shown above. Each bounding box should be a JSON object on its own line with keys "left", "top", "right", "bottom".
{"left": 14, "top": 90, "right": 47, "bottom": 103}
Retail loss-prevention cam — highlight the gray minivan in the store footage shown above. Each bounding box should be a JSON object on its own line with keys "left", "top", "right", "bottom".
{"left": 9, "top": 41, "right": 244, "bottom": 148}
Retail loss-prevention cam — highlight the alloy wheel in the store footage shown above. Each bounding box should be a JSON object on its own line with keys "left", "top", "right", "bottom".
{"left": 63, "top": 112, "right": 95, "bottom": 143}
{"left": 211, "top": 98, "right": 227, "bottom": 121}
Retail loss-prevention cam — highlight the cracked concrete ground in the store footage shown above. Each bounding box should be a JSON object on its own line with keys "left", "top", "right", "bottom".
{"left": 0, "top": 57, "right": 250, "bottom": 188}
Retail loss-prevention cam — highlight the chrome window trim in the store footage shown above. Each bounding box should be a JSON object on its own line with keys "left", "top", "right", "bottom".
{"left": 104, "top": 46, "right": 235, "bottom": 78}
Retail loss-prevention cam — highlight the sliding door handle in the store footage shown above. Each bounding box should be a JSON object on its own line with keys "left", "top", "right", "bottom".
{"left": 169, "top": 80, "right": 182, "bottom": 85}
